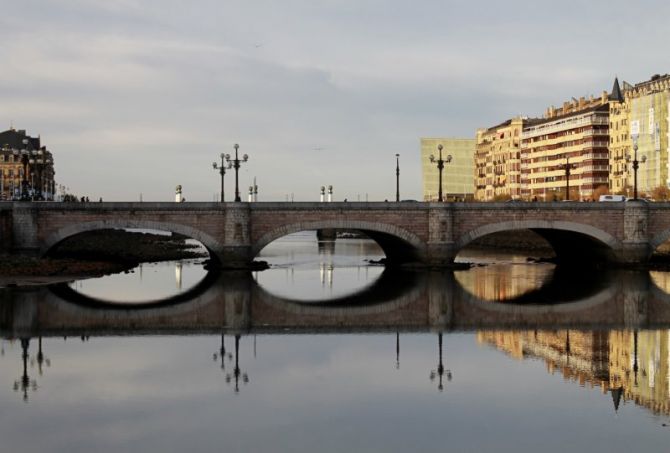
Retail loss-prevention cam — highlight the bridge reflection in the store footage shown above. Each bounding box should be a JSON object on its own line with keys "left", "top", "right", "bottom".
{"left": 1, "top": 267, "right": 670, "bottom": 338}
{"left": 4, "top": 269, "right": 670, "bottom": 418}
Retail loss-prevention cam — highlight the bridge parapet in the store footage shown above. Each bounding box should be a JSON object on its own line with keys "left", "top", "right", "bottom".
{"left": 1, "top": 201, "right": 664, "bottom": 267}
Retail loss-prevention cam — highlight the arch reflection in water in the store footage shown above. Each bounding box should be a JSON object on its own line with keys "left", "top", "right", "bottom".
{"left": 68, "top": 259, "right": 209, "bottom": 305}
{"left": 455, "top": 262, "right": 617, "bottom": 305}
{"left": 254, "top": 231, "right": 385, "bottom": 302}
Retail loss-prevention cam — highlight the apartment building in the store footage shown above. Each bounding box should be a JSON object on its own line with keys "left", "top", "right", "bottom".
{"left": 520, "top": 94, "right": 610, "bottom": 201}
{"left": 475, "top": 117, "right": 540, "bottom": 201}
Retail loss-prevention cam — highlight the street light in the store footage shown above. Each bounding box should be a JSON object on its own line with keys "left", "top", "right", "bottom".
{"left": 395, "top": 153, "right": 400, "bottom": 202}
{"left": 12, "top": 139, "right": 31, "bottom": 200}
{"left": 559, "top": 156, "right": 577, "bottom": 201}
{"left": 30, "top": 150, "right": 52, "bottom": 200}
{"left": 429, "top": 144, "right": 452, "bottom": 202}
{"left": 626, "top": 139, "right": 647, "bottom": 200}
{"left": 225, "top": 144, "right": 249, "bottom": 202}
{"left": 212, "top": 153, "right": 232, "bottom": 202}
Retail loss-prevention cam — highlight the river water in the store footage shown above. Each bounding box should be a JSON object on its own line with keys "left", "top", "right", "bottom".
{"left": 2, "top": 232, "right": 670, "bottom": 452}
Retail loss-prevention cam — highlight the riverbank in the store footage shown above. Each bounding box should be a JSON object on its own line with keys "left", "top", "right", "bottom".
{"left": 0, "top": 229, "right": 208, "bottom": 286}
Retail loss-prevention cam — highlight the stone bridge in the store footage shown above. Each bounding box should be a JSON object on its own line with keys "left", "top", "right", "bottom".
{"left": 1, "top": 200, "right": 669, "bottom": 266}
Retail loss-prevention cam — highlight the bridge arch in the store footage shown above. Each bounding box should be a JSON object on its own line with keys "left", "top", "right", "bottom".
{"left": 648, "top": 229, "right": 670, "bottom": 253}
{"left": 456, "top": 220, "right": 621, "bottom": 263}
{"left": 252, "top": 220, "right": 425, "bottom": 264}
{"left": 41, "top": 219, "right": 222, "bottom": 259}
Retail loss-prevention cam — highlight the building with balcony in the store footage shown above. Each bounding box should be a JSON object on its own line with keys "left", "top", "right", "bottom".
{"left": 475, "top": 117, "right": 541, "bottom": 201}
{"left": 520, "top": 93, "right": 610, "bottom": 201}
{"left": 608, "top": 77, "right": 632, "bottom": 196}
{"left": 421, "top": 137, "right": 475, "bottom": 201}
{"left": 625, "top": 74, "right": 670, "bottom": 196}
{"left": 0, "top": 128, "right": 56, "bottom": 201}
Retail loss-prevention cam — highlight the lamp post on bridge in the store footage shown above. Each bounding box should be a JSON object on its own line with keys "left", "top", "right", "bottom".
{"left": 225, "top": 144, "right": 249, "bottom": 202}
{"left": 212, "top": 153, "right": 232, "bottom": 202}
{"left": 429, "top": 144, "right": 452, "bottom": 202}
{"left": 627, "top": 138, "right": 646, "bottom": 200}
{"left": 13, "top": 139, "right": 32, "bottom": 201}
{"left": 30, "top": 151, "right": 52, "bottom": 200}
{"left": 395, "top": 153, "right": 400, "bottom": 202}
{"left": 559, "top": 156, "right": 577, "bottom": 201}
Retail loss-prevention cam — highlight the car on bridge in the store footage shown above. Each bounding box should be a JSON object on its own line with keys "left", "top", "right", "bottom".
{"left": 599, "top": 195, "right": 626, "bottom": 202}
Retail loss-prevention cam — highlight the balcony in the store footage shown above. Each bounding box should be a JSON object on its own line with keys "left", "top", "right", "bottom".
{"left": 522, "top": 115, "right": 609, "bottom": 139}
{"left": 582, "top": 129, "right": 609, "bottom": 137}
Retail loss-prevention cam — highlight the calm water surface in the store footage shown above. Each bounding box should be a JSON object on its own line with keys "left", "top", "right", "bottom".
{"left": 2, "top": 233, "right": 670, "bottom": 452}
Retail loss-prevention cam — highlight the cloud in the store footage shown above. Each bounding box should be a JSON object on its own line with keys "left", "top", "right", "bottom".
{"left": 1, "top": 0, "right": 670, "bottom": 200}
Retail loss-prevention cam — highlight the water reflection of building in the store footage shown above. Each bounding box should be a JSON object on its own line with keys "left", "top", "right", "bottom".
{"left": 478, "top": 329, "right": 670, "bottom": 415}
{"left": 455, "top": 264, "right": 553, "bottom": 301}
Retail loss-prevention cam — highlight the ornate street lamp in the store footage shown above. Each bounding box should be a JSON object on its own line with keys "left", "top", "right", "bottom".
{"left": 212, "top": 153, "right": 232, "bottom": 202}
{"left": 429, "top": 144, "right": 452, "bottom": 202}
{"left": 225, "top": 144, "right": 249, "bottom": 202}
{"left": 395, "top": 154, "right": 400, "bottom": 202}
{"left": 30, "top": 150, "right": 52, "bottom": 200}
{"left": 559, "top": 156, "right": 577, "bottom": 201}
{"left": 12, "top": 139, "right": 31, "bottom": 200}
{"left": 626, "top": 139, "right": 647, "bottom": 200}
{"left": 429, "top": 333, "right": 452, "bottom": 391}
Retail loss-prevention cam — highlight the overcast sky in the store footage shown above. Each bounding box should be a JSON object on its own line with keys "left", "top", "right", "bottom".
{"left": 2, "top": 0, "right": 669, "bottom": 201}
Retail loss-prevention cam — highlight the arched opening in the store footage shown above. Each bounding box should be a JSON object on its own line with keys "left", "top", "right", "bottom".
{"left": 647, "top": 231, "right": 670, "bottom": 267}
{"left": 252, "top": 221, "right": 424, "bottom": 265}
{"left": 454, "top": 223, "right": 619, "bottom": 303}
{"left": 457, "top": 221, "right": 619, "bottom": 265}
{"left": 253, "top": 226, "right": 419, "bottom": 302}
{"left": 46, "top": 227, "right": 212, "bottom": 304}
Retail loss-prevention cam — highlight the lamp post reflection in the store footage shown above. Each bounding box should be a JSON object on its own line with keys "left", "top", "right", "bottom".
{"left": 396, "top": 332, "right": 400, "bottom": 370}
{"left": 13, "top": 338, "right": 37, "bottom": 402}
{"left": 213, "top": 334, "right": 232, "bottom": 371}
{"left": 31, "top": 336, "right": 51, "bottom": 376}
{"left": 226, "top": 334, "right": 249, "bottom": 393}
{"left": 429, "top": 333, "right": 452, "bottom": 391}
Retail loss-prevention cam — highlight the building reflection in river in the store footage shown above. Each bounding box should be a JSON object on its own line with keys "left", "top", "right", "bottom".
{"left": 455, "top": 262, "right": 554, "bottom": 302}
{"left": 478, "top": 329, "right": 670, "bottom": 415}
